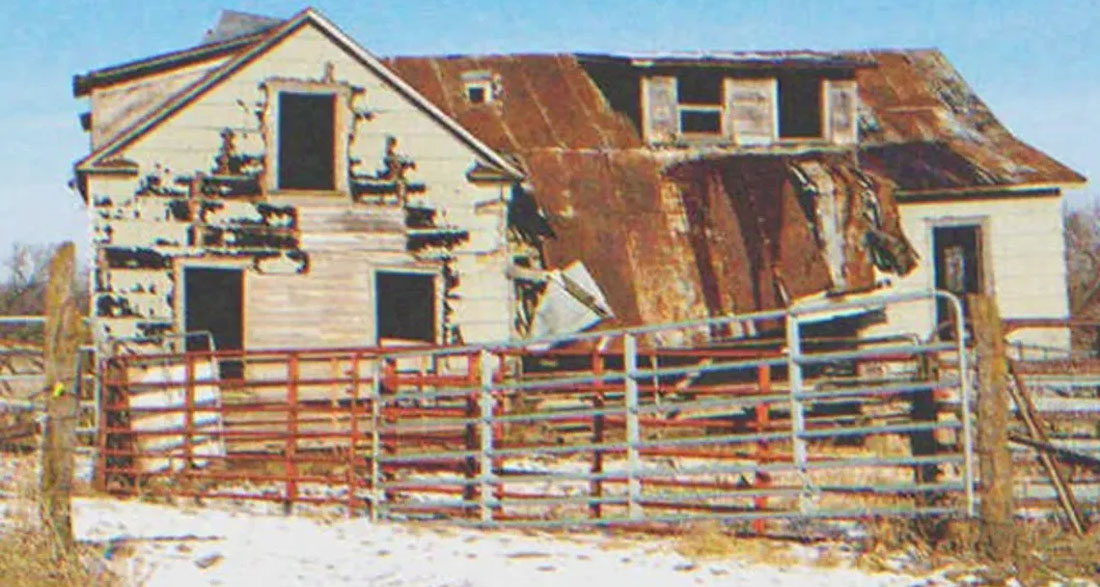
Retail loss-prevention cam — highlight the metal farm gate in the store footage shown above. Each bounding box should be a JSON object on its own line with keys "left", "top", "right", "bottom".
{"left": 97, "top": 291, "right": 977, "bottom": 529}
{"left": 0, "top": 315, "right": 97, "bottom": 454}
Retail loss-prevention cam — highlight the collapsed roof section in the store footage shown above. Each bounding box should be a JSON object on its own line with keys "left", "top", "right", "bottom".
{"left": 515, "top": 150, "right": 913, "bottom": 326}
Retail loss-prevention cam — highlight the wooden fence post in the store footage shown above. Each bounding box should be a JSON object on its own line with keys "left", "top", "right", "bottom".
{"left": 39, "top": 242, "right": 80, "bottom": 551}
{"left": 969, "top": 294, "right": 1014, "bottom": 559}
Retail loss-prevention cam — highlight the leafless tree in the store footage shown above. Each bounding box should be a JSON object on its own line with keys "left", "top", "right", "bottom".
{"left": 1063, "top": 204, "right": 1100, "bottom": 354}
{"left": 1066, "top": 204, "right": 1100, "bottom": 318}
{"left": 0, "top": 243, "right": 89, "bottom": 345}
{"left": 0, "top": 243, "right": 53, "bottom": 317}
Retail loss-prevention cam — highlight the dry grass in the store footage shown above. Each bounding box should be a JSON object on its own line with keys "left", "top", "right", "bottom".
{"left": 674, "top": 521, "right": 800, "bottom": 566}
{"left": 0, "top": 457, "right": 118, "bottom": 587}
{"left": 0, "top": 523, "right": 115, "bottom": 587}
{"left": 1008, "top": 521, "right": 1100, "bottom": 583}
{"left": 856, "top": 516, "right": 1100, "bottom": 584}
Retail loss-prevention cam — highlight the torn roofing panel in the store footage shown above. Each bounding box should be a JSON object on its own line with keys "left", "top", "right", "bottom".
{"left": 528, "top": 261, "right": 614, "bottom": 340}
{"left": 522, "top": 150, "right": 913, "bottom": 326}
{"left": 853, "top": 49, "right": 1085, "bottom": 190}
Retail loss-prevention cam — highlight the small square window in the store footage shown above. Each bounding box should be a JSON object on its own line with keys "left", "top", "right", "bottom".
{"left": 465, "top": 81, "right": 492, "bottom": 104}
{"left": 376, "top": 271, "right": 435, "bottom": 343}
{"left": 467, "top": 84, "right": 487, "bottom": 104}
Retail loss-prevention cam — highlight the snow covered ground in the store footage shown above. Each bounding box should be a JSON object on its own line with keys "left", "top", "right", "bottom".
{"left": 1, "top": 454, "right": 962, "bottom": 586}
{"left": 67, "top": 497, "right": 950, "bottom": 587}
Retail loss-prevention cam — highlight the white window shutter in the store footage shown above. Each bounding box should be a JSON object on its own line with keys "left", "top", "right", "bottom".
{"left": 643, "top": 76, "right": 677, "bottom": 144}
{"left": 724, "top": 78, "right": 776, "bottom": 146}
{"left": 825, "top": 80, "right": 858, "bottom": 145}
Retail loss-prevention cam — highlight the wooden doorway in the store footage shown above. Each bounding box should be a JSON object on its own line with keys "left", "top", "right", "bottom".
{"left": 933, "top": 224, "right": 985, "bottom": 338}
{"left": 184, "top": 266, "right": 244, "bottom": 377}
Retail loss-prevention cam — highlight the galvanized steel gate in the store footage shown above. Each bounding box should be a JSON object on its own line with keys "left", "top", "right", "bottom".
{"left": 97, "top": 291, "right": 976, "bottom": 529}
{"left": 0, "top": 315, "right": 97, "bottom": 452}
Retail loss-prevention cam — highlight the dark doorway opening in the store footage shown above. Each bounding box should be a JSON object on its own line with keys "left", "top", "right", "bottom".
{"left": 277, "top": 92, "right": 336, "bottom": 191}
{"left": 778, "top": 75, "right": 823, "bottom": 139}
{"left": 184, "top": 267, "right": 244, "bottom": 378}
{"left": 933, "top": 225, "right": 983, "bottom": 339}
{"left": 376, "top": 272, "right": 435, "bottom": 343}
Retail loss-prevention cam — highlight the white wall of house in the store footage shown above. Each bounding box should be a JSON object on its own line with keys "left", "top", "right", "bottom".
{"left": 85, "top": 21, "right": 517, "bottom": 352}
{"left": 870, "top": 194, "right": 1070, "bottom": 352}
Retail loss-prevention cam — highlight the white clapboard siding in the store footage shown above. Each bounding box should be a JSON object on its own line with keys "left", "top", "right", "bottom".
{"left": 868, "top": 196, "right": 1070, "bottom": 351}
{"left": 86, "top": 20, "right": 517, "bottom": 351}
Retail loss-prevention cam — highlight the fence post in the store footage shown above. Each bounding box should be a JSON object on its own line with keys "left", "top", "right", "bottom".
{"left": 369, "top": 358, "right": 382, "bottom": 523}
{"left": 40, "top": 242, "right": 80, "bottom": 551}
{"left": 348, "top": 353, "right": 361, "bottom": 518}
{"left": 590, "top": 350, "right": 605, "bottom": 519}
{"left": 784, "top": 315, "right": 808, "bottom": 479}
{"left": 96, "top": 359, "right": 124, "bottom": 492}
{"left": 753, "top": 364, "right": 772, "bottom": 533}
{"left": 478, "top": 350, "right": 495, "bottom": 523}
{"left": 464, "top": 354, "right": 479, "bottom": 512}
{"left": 624, "top": 334, "right": 641, "bottom": 520}
{"left": 183, "top": 352, "right": 195, "bottom": 488}
{"left": 969, "top": 295, "right": 1014, "bottom": 559}
{"left": 285, "top": 352, "right": 299, "bottom": 514}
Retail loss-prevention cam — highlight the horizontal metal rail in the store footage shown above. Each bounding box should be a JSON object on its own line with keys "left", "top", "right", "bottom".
{"left": 96, "top": 289, "right": 980, "bottom": 529}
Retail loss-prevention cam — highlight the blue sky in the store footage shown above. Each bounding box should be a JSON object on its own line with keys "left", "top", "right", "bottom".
{"left": 1, "top": 0, "right": 1097, "bottom": 268}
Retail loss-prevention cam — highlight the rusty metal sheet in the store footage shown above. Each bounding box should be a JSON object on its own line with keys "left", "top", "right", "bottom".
{"left": 853, "top": 49, "right": 1084, "bottom": 190}
{"left": 522, "top": 150, "right": 910, "bottom": 326}
{"left": 386, "top": 55, "right": 642, "bottom": 152}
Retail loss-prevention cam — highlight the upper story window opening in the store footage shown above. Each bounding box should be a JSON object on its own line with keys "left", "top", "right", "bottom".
{"left": 676, "top": 72, "right": 722, "bottom": 135}
{"left": 778, "top": 74, "right": 823, "bottom": 139}
{"left": 278, "top": 91, "right": 336, "bottom": 190}
{"left": 462, "top": 70, "right": 498, "bottom": 105}
{"left": 466, "top": 82, "right": 490, "bottom": 104}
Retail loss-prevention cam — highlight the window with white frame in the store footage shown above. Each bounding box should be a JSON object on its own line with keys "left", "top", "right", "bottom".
{"left": 676, "top": 73, "right": 723, "bottom": 135}
{"left": 462, "top": 70, "right": 498, "bottom": 105}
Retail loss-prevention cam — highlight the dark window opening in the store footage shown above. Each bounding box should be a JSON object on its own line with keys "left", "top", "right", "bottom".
{"left": 677, "top": 73, "right": 722, "bottom": 105}
{"left": 679, "top": 110, "right": 722, "bottom": 133}
{"left": 376, "top": 272, "right": 435, "bottom": 343}
{"left": 466, "top": 85, "right": 487, "bottom": 104}
{"left": 184, "top": 267, "right": 244, "bottom": 379}
{"left": 933, "top": 225, "right": 983, "bottom": 340}
{"left": 277, "top": 92, "right": 336, "bottom": 190}
{"left": 778, "top": 75, "right": 823, "bottom": 138}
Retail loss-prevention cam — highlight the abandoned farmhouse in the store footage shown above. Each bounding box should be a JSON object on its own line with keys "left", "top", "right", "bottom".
{"left": 71, "top": 8, "right": 1085, "bottom": 357}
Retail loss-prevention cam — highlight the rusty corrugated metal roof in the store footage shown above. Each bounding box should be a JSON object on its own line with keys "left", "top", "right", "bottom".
{"left": 852, "top": 49, "right": 1085, "bottom": 191}
{"left": 385, "top": 53, "right": 933, "bottom": 324}
{"left": 388, "top": 50, "right": 1084, "bottom": 191}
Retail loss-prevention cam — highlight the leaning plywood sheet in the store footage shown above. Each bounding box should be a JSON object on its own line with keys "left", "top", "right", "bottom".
{"left": 127, "top": 360, "right": 224, "bottom": 474}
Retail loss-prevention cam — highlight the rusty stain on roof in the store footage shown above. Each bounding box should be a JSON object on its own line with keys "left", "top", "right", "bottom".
{"left": 386, "top": 54, "right": 930, "bottom": 324}
{"left": 75, "top": 29, "right": 1083, "bottom": 328}
{"left": 851, "top": 49, "right": 1085, "bottom": 191}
